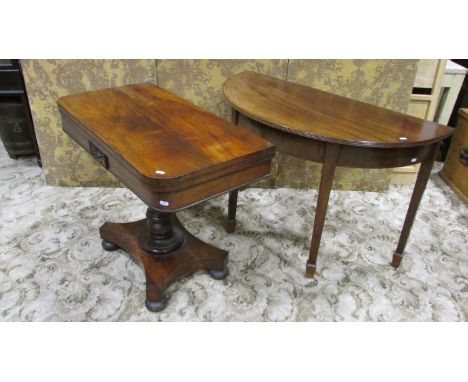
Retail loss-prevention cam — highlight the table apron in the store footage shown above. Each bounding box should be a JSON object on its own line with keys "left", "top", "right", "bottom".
{"left": 237, "top": 113, "right": 437, "bottom": 169}
{"left": 337, "top": 143, "right": 436, "bottom": 169}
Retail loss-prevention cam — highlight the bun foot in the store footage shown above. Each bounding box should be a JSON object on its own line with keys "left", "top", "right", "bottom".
{"left": 208, "top": 268, "right": 229, "bottom": 280}
{"left": 305, "top": 261, "right": 316, "bottom": 278}
{"left": 391, "top": 251, "right": 404, "bottom": 269}
{"left": 145, "top": 296, "right": 168, "bottom": 312}
{"left": 102, "top": 240, "right": 119, "bottom": 251}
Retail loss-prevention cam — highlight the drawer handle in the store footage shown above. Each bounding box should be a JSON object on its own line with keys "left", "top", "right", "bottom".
{"left": 89, "top": 141, "right": 109, "bottom": 169}
{"left": 459, "top": 148, "right": 468, "bottom": 167}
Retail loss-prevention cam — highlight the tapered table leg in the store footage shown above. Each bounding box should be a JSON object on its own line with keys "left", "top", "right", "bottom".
{"left": 226, "top": 108, "right": 241, "bottom": 234}
{"left": 306, "top": 143, "right": 340, "bottom": 278}
{"left": 226, "top": 190, "right": 238, "bottom": 233}
{"left": 392, "top": 143, "right": 439, "bottom": 268}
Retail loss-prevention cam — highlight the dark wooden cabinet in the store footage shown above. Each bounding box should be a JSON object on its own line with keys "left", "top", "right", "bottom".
{"left": 0, "top": 59, "right": 41, "bottom": 164}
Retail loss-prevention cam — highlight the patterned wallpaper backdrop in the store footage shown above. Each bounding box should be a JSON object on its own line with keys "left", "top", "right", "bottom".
{"left": 21, "top": 59, "right": 418, "bottom": 190}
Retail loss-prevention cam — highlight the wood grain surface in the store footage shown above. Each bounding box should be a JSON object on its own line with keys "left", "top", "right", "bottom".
{"left": 58, "top": 82, "right": 275, "bottom": 212}
{"left": 223, "top": 71, "right": 453, "bottom": 148}
{"left": 58, "top": 82, "right": 275, "bottom": 183}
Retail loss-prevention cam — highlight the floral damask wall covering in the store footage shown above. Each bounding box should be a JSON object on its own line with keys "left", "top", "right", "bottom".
{"left": 21, "top": 59, "right": 418, "bottom": 190}
{"left": 155, "top": 60, "right": 288, "bottom": 119}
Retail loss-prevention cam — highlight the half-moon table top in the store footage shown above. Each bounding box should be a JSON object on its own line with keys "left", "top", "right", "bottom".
{"left": 58, "top": 82, "right": 274, "bottom": 182}
{"left": 223, "top": 71, "right": 454, "bottom": 148}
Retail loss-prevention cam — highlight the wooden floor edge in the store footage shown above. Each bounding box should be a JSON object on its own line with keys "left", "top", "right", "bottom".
{"left": 438, "top": 171, "right": 468, "bottom": 205}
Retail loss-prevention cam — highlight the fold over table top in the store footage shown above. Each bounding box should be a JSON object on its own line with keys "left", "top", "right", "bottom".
{"left": 58, "top": 83, "right": 275, "bottom": 186}
{"left": 223, "top": 71, "right": 453, "bottom": 148}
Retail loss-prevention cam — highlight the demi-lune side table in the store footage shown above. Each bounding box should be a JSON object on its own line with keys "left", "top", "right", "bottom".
{"left": 58, "top": 83, "right": 275, "bottom": 312}
{"left": 223, "top": 71, "right": 454, "bottom": 278}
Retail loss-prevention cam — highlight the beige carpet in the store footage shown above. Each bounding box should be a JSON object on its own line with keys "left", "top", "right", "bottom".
{"left": 0, "top": 144, "right": 467, "bottom": 321}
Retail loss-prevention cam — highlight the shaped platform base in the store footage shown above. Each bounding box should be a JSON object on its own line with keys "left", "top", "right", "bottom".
{"left": 100, "top": 213, "right": 229, "bottom": 312}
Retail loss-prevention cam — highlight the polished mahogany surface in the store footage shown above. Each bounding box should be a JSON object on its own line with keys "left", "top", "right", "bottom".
{"left": 58, "top": 82, "right": 274, "bottom": 183}
{"left": 223, "top": 71, "right": 454, "bottom": 148}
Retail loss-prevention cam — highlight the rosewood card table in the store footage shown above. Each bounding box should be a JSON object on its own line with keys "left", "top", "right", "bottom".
{"left": 57, "top": 83, "right": 275, "bottom": 311}
{"left": 223, "top": 71, "right": 454, "bottom": 278}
